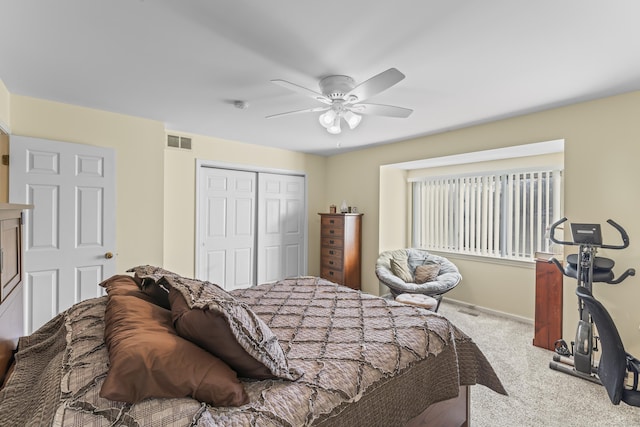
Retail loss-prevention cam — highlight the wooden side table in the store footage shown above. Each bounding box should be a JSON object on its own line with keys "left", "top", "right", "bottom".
{"left": 533, "top": 257, "right": 563, "bottom": 350}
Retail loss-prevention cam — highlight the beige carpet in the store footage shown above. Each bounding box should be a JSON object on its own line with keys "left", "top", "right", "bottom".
{"left": 438, "top": 300, "right": 640, "bottom": 426}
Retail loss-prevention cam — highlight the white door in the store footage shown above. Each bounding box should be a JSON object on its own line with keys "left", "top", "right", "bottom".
{"left": 197, "top": 168, "right": 256, "bottom": 290}
{"left": 9, "top": 135, "right": 116, "bottom": 333}
{"left": 257, "top": 173, "right": 305, "bottom": 283}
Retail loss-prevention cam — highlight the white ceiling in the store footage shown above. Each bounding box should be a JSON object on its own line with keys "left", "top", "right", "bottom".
{"left": 1, "top": 1, "right": 640, "bottom": 156}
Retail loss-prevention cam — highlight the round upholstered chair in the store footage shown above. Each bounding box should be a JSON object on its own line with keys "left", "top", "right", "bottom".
{"left": 375, "top": 248, "right": 462, "bottom": 311}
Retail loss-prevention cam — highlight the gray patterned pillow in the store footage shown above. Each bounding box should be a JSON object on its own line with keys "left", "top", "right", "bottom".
{"left": 414, "top": 264, "right": 441, "bottom": 284}
{"left": 127, "top": 265, "right": 180, "bottom": 282}
{"left": 390, "top": 258, "right": 413, "bottom": 282}
{"left": 127, "top": 266, "right": 302, "bottom": 381}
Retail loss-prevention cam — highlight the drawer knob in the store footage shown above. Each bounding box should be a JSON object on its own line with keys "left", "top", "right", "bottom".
{"left": 329, "top": 240, "right": 335, "bottom": 244}
{"left": 329, "top": 261, "right": 334, "bottom": 265}
{"left": 330, "top": 220, "right": 335, "bottom": 224}
{"left": 330, "top": 230, "right": 334, "bottom": 234}
{"left": 329, "top": 271, "right": 334, "bottom": 276}
{"left": 329, "top": 250, "right": 334, "bottom": 255}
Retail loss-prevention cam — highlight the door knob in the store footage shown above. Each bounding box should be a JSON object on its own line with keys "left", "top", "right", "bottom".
{"left": 104, "top": 252, "right": 114, "bottom": 259}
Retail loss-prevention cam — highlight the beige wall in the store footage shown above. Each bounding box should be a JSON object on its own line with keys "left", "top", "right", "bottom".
{"left": 406, "top": 151, "right": 564, "bottom": 179}
{"left": 326, "top": 90, "right": 640, "bottom": 356}
{"left": 5, "top": 94, "right": 326, "bottom": 280}
{"left": 0, "top": 132, "right": 7, "bottom": 203}
{"left": 378, "top": 166, "right": 408, "bottom": 252}
{"left": 0, "top": 79, "right": 9, "bottom": 130}
{"left": 3, "top": 75, "right": 639, "bottom": 356}
{"left": 0, "top": 80, "right": 9, "bottom": 202}
{"left": 9, "top": 95, "right": 166, "bottom": 271}
{"left": 162, "top": 131, "right": 326, "bottom": 278}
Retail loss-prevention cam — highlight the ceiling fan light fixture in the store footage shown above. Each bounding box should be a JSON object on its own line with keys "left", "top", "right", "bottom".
{"left": 270, "top": 68, "right": 411, "bottom": 134}
{"left": 327, "top": 116, "right": 342, "bottom": 134}
{"left": 319, "top": 109, "right": 337, "bottom": 128}
{"left": 343, "top": 110, "right": 362, "bottom": 130}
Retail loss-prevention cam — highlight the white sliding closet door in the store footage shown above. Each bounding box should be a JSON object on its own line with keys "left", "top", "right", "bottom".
{"left": 196, "top": 165, "right": 306, "bottom": 290}
{"left": 198, "top": 168, "right": 256, "bottom": 290}
{"left": 257, "top": 173, "right": 305, "bottom": 283}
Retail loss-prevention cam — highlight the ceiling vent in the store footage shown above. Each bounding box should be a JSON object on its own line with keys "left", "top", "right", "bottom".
{"left": 167, "top": 134, "right": 192, "bottom": 150}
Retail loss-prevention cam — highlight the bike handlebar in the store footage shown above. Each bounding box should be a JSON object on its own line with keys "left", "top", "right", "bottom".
{"left": 548, "top": 217, "right": 630, "bottom": 249}
{"left": 548, "top": 217, "right": 571, "bottom": 245}
{"left": 608, "top": 268, "right": 636, "bottom": 284}
{"left": 546, "top": 259, "right": 635, "bottom": 285}
{"left": 603, "top": 219, "right": 630, "bottom": 249}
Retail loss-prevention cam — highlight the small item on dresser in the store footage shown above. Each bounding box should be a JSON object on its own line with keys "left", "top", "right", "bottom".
{"left": 340, "top": 200, "right": 348, "bottom": 213}
{"left": 329, "top": 204, "right": 336, "bottom": 213}
{"left": 351, "top": 206, "right": 358, "bottom": 213}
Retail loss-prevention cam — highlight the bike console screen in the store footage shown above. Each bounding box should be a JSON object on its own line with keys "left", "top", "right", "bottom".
{"left": 571, "top": 223, "right": 602, "bottom": 245}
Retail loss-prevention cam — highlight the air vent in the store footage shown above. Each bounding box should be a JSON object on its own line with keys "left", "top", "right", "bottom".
{"left": 167, "top": 135, "right": 192, "bottom": 150}
{"left": 167, "top": 135, "right": 180, "bottom": 148}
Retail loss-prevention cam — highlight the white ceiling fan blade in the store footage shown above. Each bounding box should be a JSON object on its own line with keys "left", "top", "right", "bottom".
{"left": 266, "top": 106, "right": 330, "bottom": 119}
{"left": 345, "top": 68, "right": 406, "bottom": 103}
{"left": 351, "top": 103, "right": 413, "bottom": 118}
{"left": 271, "top": 79, "right": 332, "bottom": 104}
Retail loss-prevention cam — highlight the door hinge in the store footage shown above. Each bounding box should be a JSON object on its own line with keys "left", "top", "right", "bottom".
{"left": 1, "top": 154, "right": 8, "bottom": 166}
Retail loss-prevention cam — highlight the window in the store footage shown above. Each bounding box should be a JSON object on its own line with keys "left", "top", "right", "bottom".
{"left": 411, "top": 168, "right": 562, "bottom": 260}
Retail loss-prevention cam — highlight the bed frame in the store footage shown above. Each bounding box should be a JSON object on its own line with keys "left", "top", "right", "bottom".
{"left": 0, "top": 280, "right": 23, "bottom": 383}
{"left": 0, "top": 279, "right": 470, "bottom": 426}
{"left": 0, "top": 281, "right": 23, "bottom": 348}
{"left": 407, "top": 386, "right": 469, "bottom": 426}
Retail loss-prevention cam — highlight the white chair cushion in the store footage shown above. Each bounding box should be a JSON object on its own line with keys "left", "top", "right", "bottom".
{"left": 396, "top": 293, "right": 438, "bottom": 310}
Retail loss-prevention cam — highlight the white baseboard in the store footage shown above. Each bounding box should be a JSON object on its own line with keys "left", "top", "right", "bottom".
{"left": 382, "top": 292, "right": 533, "bottom": 325}
{"left": 442, "top": 297, "right": 534, "bottom": 325}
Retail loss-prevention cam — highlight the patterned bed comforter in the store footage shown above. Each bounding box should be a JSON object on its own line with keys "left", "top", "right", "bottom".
{"left": 0, "top": 276, "right": 505, "bottom": 426}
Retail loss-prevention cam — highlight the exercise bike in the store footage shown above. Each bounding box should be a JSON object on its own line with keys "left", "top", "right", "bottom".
{"left": 547, "top": 218, "right": 635, "bottom": 383}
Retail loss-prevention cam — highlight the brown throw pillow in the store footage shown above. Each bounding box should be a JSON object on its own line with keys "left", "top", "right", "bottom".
{"left": 167, "top": 276, "right": 302, "bottom": 381}
{"left": 99, "top": 274, "right": 170, "bottom": 308}
{"left": 414, "top": 264, "right": 441, "bottom": 284}
{"left": 170, "top": 288, "right": 274, "bottom": 379}
{"left": 390, "top": 258, "right": 414, "bottom": 282}
{"left": 99, "top": 274, "right": 141, "bottom": 294}
{"left": 123, "top": 266, "right": 177, "bottom": 309}
{"left": 101, "top": 293, "right": 248, "bottom": 406}
{"left": 140, "top": 278, "right": 171, "bottom": 309}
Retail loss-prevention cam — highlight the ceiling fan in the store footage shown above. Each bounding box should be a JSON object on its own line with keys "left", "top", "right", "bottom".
{"left": 266, "top": 68, "right": 413, "bottom": 134}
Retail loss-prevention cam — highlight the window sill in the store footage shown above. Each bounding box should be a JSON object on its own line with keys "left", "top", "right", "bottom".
{"left": 426, "top": 249, "right": 536, "bottom": 269}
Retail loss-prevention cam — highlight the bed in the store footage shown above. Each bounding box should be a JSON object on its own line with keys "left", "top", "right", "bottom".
{"left": 0, "top": 267, "right": 506, "bottom": 426}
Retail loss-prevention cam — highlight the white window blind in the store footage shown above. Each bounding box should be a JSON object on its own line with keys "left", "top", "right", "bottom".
{"left": 412, "top": 169, "right": 562, "bottom": 260}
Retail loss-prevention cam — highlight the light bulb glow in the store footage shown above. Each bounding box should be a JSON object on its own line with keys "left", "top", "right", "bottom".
{"left": 343, "top": 110, "right": 362, "bottom": 130}
{"left": 327, "top": 115, "right": 342, "bottom": 134}
{"left": 319, "top": 110, "right": 337, "bottom": 128}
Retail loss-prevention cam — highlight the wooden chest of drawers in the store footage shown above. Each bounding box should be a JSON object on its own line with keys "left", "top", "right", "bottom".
{"left": 318, "top": 213, "right": 362, "bottom": 290}
{"left": 0, "top": 203, "right": 31, "bottom": 347}
{"left": 1, "top": 204, "right": 30, "bottom": 303}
